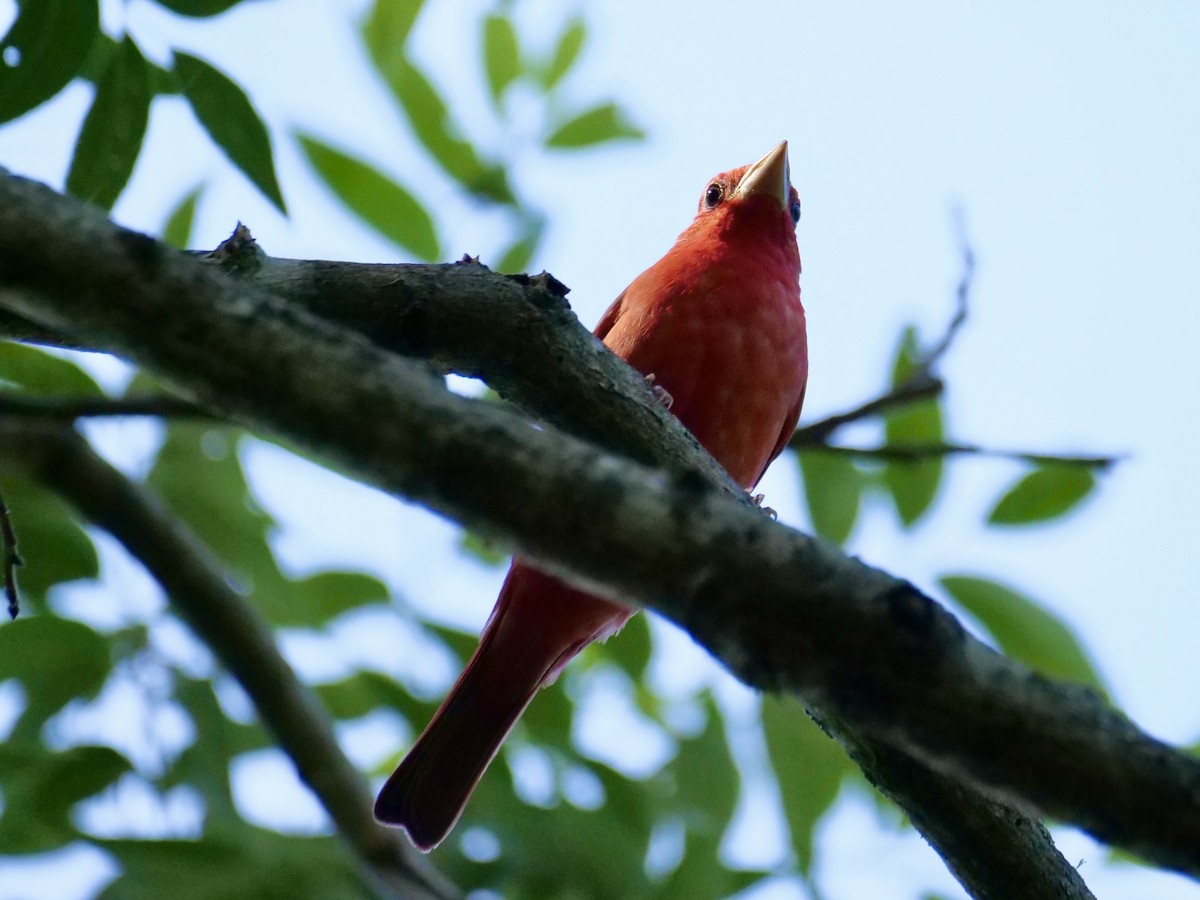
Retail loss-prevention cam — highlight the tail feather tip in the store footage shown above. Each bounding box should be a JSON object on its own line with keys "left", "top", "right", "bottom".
{"left": 374, "top": 789, "right": 446, "bottom": 853}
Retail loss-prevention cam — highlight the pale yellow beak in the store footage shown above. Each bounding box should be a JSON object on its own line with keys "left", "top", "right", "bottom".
{"left": 734, "top": 141, "right": 790, "bottom": 209}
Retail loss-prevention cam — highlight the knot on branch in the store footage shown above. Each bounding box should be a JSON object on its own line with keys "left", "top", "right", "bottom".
{"left": 207, "top": 223, "right": 264, "bottom": 275}
{"left": 507, "top": 271, "right": 571, "bottom": 311}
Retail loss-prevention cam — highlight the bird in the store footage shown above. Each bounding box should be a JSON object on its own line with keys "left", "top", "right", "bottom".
{"left": 374, "top": 142, "right": 809, "bottom": 851}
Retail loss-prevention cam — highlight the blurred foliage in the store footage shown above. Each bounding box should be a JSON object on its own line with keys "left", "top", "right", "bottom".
{"left": 795, "top": 325, "right": 1107, "bottom": 697}
{"left": 0, "top": 0, "right": 1119, "bottom": 898}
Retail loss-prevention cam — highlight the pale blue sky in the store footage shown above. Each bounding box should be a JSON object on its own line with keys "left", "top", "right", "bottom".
{"left": 1, "top": 1, "right": 1198, "bottom": 897}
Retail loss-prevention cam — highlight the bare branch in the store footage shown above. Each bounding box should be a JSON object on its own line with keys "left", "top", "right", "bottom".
{"left": 0, "top": 484, "right": 22, "bottom": 618}
{"left": 921, "top": 206, "right": 975, "bottom": 370}
{"left": 1, "top": 169, "right": 1194, "bottom": 885}
{"left": 0, "top": 393, "right": 203, "bottom": 420}
{"left": 0, "top": 420, "right": 458, "bottom": 900}
{"left": 792, "top": 209, "right": 975, "bottom": 449}
{"left": 790, "top": 373, "right": 944, "bottom": 446}
{"left": 803, "top": 441, "right": 1121, "bottom": 471}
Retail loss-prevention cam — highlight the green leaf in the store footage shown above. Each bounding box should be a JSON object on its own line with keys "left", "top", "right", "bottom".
{"left": 0, "top": 0, "right": 101, "bottom": 124}
{"left": 66, "top": 37, "right": 153, "bottom": 211}
{"left": 0, "top": 342, "right": 104, "bottom": 396}
{"left": 316, "top": 669, "right": 434, "bottom": 727}
{"left": 164, "top": 677, "right": 264, "bottom": 824}
{"left": 375, "top": 56, "right": 514, "bottom": 203}
{"left": 762, "top": 695, "right": 850, "bottom": 874}
{"left": 482, "top": 14, "right": 521, "bottom": 106}
{"left": 671, "top": 695, "right": 738, "bottom": 833}
{"left": 173, "top": 52, "right": 285, "bottom": 212}
{"left": 458, "top": 529, "right": 510, "bottom": 566}
{"left": 494, "top": 218, "right": 543, "bottom": 274}
{"left": 598, "top": 612, "right": 652, "bottom": 682}
{"left": 269, "top": 570, "right": 389, "bottom": 627}
{"left": 461, "top": 757, "right": 651, "bottom": 898}
{"left": 361, "top": 0, "right": 424, "bottom": 62}
{"left": 654, "top": 830, "right": 768, "bottom": 900}
{"left": 146, "top": 424, "right": 284, "bottom": 604}
{"left": 514, "top": 668, "right": 574, "bottom": 748}
{"left": 154, "top": 0, "right": 252, "bottom": 16}
{"left": 798, "top": 450, "right": 863, "bottom": 545}
{"left": 882, "top": 326, "right": 944, "bottom": 526}
{"left": 425, "top": 621, "right": 479, "bottom": 664}
{"left": 0, "top": 744, "right": 130, "bottom": 853}
{"left": 987, "top": 464, "right": 1097, "bottom": 526}
{"left": 0, "top": 616, "right": 110, "bottom": 736}
{"left": 162, "top": 184, "right": 203, "bottom": 249}
{"left": 939, "top": 574, "right": 1107, "bottom": 692}
{"left": 297, "top": 134, "right": 440, "bottom": 261}
{"left": 546, "top": 102, "right": 644, "bottom": 149}
{"left": 35, "top": 745, "right": 131, "bottom": 816}
{"left": 99, "top": 831, "right": 367, "bottom": 900}
{"left": 540, "top": 17, "right": 586, "bottom": 89}
{"left": 178, "top": 678, "right": 271, "bottom": 768}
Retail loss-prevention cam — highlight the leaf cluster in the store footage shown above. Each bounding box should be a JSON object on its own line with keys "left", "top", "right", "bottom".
{"left": 798, "top": 324, "right": 1106, "bottom": 694}
{"left": 0, "top": 0, "right": 642, "bottom": 271}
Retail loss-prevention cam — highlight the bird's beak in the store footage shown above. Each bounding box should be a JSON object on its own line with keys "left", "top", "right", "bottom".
{"left": 734, "top": 141, "right": 790, "bottom": 209}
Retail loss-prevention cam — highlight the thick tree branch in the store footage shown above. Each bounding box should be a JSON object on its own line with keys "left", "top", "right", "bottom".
{"left": 0, "top": 223, "right": 739, "bottom": 494}
{"left": 0, "top": 420, "right": 458, "bottom": 900}
{"left": 1, "top": 171, "right": 1190, "bottom": 889}
{"left": 814, "top": 711, "right": 1094, "bottom": 900}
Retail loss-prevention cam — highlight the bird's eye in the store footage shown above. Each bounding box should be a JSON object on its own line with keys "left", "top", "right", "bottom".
{"left": 790, "top": 200, "right": 802, "bottom": 225}
{"left": 703, "top": 182, "right": 723, "bottom": 208}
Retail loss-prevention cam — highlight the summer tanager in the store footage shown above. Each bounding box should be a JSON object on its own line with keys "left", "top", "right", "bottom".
{"left": 375, "top": 142, "right": 809, "bottom": 851}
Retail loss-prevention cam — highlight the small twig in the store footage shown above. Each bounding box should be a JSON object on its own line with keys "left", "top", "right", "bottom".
{"left": 0, "top": 393, "right": 205, "bottom": 420}
{"left": 805, "top": 441, "right": 1122, "bottom": 471}
{"left": 791, "top": 374, "right": 944, "bottom": 447}
{"left": 920, "top": 206, "right": 975, "bottom": 371}
{"left": 790, "top": 213, "right": 975, "bottom": 449}
{"left": 0, "top": 485, "right": 22, "bottom": 618}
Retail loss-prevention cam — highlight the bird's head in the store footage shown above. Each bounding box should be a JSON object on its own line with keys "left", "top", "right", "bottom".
{"left": 682, "top": 141, "right": 801, "bottom": 277}
{"left": 695, "top": 141, "right": 801, "bottom": 233}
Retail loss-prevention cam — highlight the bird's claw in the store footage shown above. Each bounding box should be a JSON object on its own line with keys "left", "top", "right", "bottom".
{"left": 644, "top": 373, "right": 673, "bottom": 410}
{"left": 749, "top": 492, "right": 777, "bottom": 520}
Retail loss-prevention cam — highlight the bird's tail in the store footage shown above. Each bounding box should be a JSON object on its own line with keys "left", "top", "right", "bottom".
{"left": 374, "top": 563, "right": 632, "bottom": 851}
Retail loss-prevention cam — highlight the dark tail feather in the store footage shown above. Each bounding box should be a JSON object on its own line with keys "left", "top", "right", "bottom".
{"left": 374, "top": 563, "right": 633, "bottom": 851}
{"left": 373, "top": 623, "right": 543, "bottom": 851}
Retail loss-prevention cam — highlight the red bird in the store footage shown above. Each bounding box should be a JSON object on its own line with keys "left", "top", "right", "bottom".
{"left": 375, "top": 142, "right": 809, "bottom": 850}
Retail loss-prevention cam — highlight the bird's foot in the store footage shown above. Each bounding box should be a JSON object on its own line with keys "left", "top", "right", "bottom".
{"left": 749, "top": 492, "right": 777, "bottom": 520}
{"left": 644, "top": 373, "right": 674, "bottom": 410}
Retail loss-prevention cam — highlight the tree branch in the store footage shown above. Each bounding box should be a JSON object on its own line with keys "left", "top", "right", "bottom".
{"left": 800, "top": 441, "right": 1121, "bottom": 471}
{"left": 2, "top": 170, "right": 1190, "bottom": 890}
{"left": 0, "top": 419, "right": 458, "bottom": 900}
{"left": 790, "top": 373, "right": 944, "bottom": 446}
{"left": 813, "top": 711, "right": 1093, "bottom": 900}
{"left": 1, "top": 223, "right": 739, "bottom": 494}
{"left": 0, "top": 393, "right": 203, "bottom": 419}
{"left": 0, "top": 484, "right": 22, "bottom": 618}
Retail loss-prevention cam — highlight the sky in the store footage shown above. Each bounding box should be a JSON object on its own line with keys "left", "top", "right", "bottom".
{"left": 1, "top": 0, "right": 1198, "bottom": 897}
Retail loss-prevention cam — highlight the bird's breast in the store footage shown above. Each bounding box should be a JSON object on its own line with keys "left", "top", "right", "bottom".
{"left": 603, "top": 266, "right": 808, "bottom": 489}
